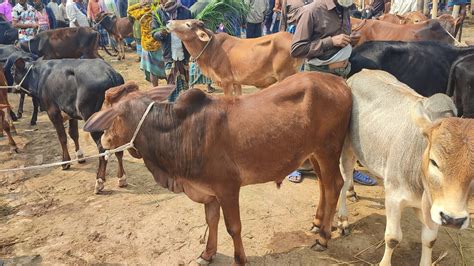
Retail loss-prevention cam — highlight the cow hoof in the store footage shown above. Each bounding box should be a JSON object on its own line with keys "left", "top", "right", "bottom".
{"left": 76, "top": 149, "right": 85, "bottom": 164}
{"left": 310, "top": 225, "right": 320, "bottom": 234}
{"left": 196, "top": 254, "right": 213, "bottom": 265}
{"left": 347, "top": 192, "right": 359, "bottom": 202}
{"left": 30, "top": 121, "right": 37, "bottom": 126}
{"left": 62, "top": 163, "right": 71, "bottom": 170}
{"left": 16, "top": 113, "right": 22, "bottom": 119}
{"left": 95, "top": 179, "right": 105, "bottom": 194}
{"left": 310, "top": 240, "right": 327, "bottom": 252}
{"left": 118, "top": 175, "right": 128, "bottom": 187}
{"left": 338, "top": 227, "right": 350, "bottom": 236}
{"left": 10, "top": 113, "right": 18, "bottom": 121}
{"left": 337, "top": 217, "right": 350, "bottom": 236}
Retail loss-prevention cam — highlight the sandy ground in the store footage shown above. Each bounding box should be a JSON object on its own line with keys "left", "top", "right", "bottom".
{"left": 1, "top": 19, "right": 474, "bottom": 265}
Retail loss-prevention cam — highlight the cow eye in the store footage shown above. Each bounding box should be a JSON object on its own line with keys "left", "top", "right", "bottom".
{"left": 430, "top": 159, "right": 439, "bottom": 168}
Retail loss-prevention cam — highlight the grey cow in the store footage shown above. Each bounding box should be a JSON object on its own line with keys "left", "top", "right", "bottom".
{"left": 338, "top": 70, "right": 473, "bottom": 266}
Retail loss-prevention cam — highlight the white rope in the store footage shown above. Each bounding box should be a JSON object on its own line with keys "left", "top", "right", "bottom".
{"left": 442, "top": 26, "right": 466, "bottom": 47}
{"left": 0, "top": 102, "right": 155, "bottom": 173}
{"left": 0, "top": 64, "right": 34, "bottom": 95}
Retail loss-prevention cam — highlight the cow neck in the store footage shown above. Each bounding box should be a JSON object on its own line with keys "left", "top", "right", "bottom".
{"left": 19, "top": 64, "right": 38, "bottom": 97}
{"left": 189, "top": 35, "right": 214, "bottom": 63}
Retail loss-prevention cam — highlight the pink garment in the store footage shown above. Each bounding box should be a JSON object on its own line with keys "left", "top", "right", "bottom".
{"left": 36, "top": 9, "right": 49, "bottom": 31}
{"left": 0, "top": 0, "right": 13, "bottom": 22}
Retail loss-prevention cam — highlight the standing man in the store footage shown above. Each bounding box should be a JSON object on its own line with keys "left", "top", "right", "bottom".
{"left": 279, "top": 0, "right": 313, "bottom": 32}
{"left": 66, "top": 0, "right": 89, "bottom": 27}
{"left": 244, "top": 0, "right": 269, "bottom": 38}
{"left": 12, "top": 0, "right": 38, "bottom": 43}
{"left": 0, "top": 0, "right": 13, "bottom": 22}
{"left": 289, "top": 0, "right": 377, "bottom": 186}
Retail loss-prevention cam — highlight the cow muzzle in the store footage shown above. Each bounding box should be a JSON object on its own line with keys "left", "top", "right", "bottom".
{"left": 431, "top": 204, "right": 470, "bottom": 229}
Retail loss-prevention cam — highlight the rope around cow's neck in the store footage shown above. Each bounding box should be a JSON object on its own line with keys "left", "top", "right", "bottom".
{"left": 0, "top": 101, "right": 155, "bottom": 173}
{"left": 0, "top": 64, "right": 34, "bottom": 95}
{"left": 442, "top": 26, "right": 466, "bottom": 47}
{"left": 191, "top": 35, "right": 213, "bottom": 62}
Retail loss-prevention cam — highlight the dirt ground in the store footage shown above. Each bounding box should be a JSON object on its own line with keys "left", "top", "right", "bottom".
{"left": 2, "top": 19, "right": 474, "bottom": 266}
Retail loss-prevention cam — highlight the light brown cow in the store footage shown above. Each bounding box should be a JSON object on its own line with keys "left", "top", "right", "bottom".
{"left": 350, "top": 17, "right": 454, "bottom": 46}
{"left": 167, "top": 19, "right": 303, "bottom": 96}
{"left": 84, "top": 72, "right": 352, "bottom": 265}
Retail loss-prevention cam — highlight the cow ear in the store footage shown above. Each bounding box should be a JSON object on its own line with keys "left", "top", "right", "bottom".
{"left": 105, "top": 81, "right": 139, "bottom": 105}
{"left": 412, "top": 100, "right": 434, "bottom": 136}
{"left": 83, "top": 108, "right": 119, "bottom": 132}
{"left": 195, "top": 29, "right": 210, "bottom": 42}
{"left": 145, "top": 85, "right": 176, "bottom": 102}
{"left": 14, "top": 58, "right": 25, "bottom": 71}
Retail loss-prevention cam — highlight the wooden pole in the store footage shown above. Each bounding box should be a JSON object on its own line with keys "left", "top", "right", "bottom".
{"left": 469, "top": 0, "right": 473, "bottom": 17}
{"left": 432, "top": 0, "right": 438, "bottom": 19}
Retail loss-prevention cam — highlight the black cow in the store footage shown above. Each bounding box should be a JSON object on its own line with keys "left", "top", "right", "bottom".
{"left": 0, "top": 17, "right": 18, "bottom": 44}
{"left": 11, "top": 57, "right": 127, "bottom": 193}
{"left": 2, "top": 49, "right": 39, "bottom": 124}
{"left": 447, "top": 54, "right": 474, "bottom": 118}
{"left": 1, "top": 45, "right": 37, "bottom": 122}
{"left": 349, "top": 41, "right": 474, "bottom": 97}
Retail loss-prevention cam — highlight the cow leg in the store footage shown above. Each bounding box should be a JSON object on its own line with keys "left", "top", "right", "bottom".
{"left": 197, "top": 197, "right": 220, "bottom": 264}
{"left": 0, "top": 109, "right": 4, "bottom": 138}
{"left": 47, "top": 105, "right": 71, "bottom": 170}
{"left": 17, "top": 92, "right": 25, "bottom": 119}
{"left": 115, "top": 151, "right": 127, "bottom": 187}
{"left": 9, "top": 109, "right": 18, "bottom": 121}
{"left": 218, "top": 188, "right": 246, "bottom": 265}
{"left": 309, "top": 155, "right": 325, "bottom": 234}
{"left": 1, "top": 111, "right": 18, "bottom": 153}
{"left": 90, "top": 131, "right": 107, "bottom": 194}
{"left": 338, "top": 141, "right": 357, "bottom": 236}
{"left": 414, "top": 209, "right": 439, "bottom": 266}
{"left": 380, "top": 194, "right": 404, "bottom": 266}
{"left": 68, "top": 119, "right": 85, "bottom": 163}
{"left": 310, "top": 154, "right": 344, "bottom": 251}
{"left": 30, "top": 96, "right": 40, "bottom": 126}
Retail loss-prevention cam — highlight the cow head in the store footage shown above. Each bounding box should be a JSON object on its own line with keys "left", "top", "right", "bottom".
{"left": 83, "top": 82, "right": 175, "bottom": 151}
{"left": 167, "top": 19, "right": 212, "bottom": 42}
{"left": 413, "top": 94, "right": 473, "bottom": 230}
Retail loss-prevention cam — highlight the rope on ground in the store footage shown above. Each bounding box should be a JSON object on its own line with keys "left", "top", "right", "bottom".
{"left": 0, "top": 102, "right": 155, "bottom": 173}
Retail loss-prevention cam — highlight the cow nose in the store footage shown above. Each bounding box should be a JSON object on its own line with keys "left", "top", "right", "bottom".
{"left": 440, "top": 212, "right": 467, "bottom": 228}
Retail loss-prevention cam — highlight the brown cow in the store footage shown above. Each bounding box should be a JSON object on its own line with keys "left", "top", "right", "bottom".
{"left": 377, "top": 13, "right": 460, "bottom": 36}
{"left": 350, "top": 17, "right": 453, "bottom": 46}
{"left": 0, "top": 65, "right": 17, "bottom": 152}
{"left": 83, "top": 72, "right": 352, "bottom": 265}
{"left": 167, "top": 19, "right": 303, "bottom": 96}
{"left": 95, "top": 12, "right": 134, "bottom": 60}
{"left": 19, "top": 27, "right": 101, "bottom": 59}
{"left": 378, "top": 11, "right": 428, "bottom": 24}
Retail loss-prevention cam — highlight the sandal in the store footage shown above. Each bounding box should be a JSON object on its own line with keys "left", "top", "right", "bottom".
{"left": 287, "top": 170, "right": 303, "bottom": 183}
{"left": 353, "top": 171, "right": 376, "bottom": 186}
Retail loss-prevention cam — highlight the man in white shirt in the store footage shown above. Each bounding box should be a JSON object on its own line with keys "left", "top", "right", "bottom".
{"left": 66, "top": 0, "right": 88, "bottom": 27}
{"left": 390, "top": 0, "right": 417, "bottom": 15}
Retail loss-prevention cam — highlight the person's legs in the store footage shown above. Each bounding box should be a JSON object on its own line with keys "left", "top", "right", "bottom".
{"left": 246, "top": 22, "right": 262, "bottom": 38}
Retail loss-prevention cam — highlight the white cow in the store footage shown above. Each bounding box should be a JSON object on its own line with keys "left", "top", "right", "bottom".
{"left": 338, "top": 70, "right": 473, "bottom": 266}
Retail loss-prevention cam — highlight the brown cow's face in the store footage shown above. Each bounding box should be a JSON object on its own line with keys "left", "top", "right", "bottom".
{"left": 84, "top": 82, "right": 176, "bottom": 151}
{"left": 420, "top": 119, "right": 474, "bottom": 230}
{"left": 167, "top": 19, "right": 211, "bottom": 42}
